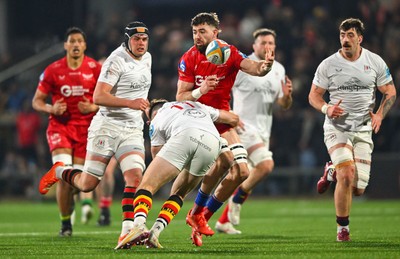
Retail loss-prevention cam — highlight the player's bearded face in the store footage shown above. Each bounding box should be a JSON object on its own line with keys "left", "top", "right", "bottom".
{"left": 192, "top": 24, "right": 216, "bottom": 54}
{"left": 254, "top": 35, "right": 276, "bottom": 60}
{"left": 65, "top": 34, "right": 86, "bottom": 60}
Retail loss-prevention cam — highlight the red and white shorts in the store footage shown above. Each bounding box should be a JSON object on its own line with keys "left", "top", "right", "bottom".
{"left": 46, "top": 120, "right": 90, "bottom": 159}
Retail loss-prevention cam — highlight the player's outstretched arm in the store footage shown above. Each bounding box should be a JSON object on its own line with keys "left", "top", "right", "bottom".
{"left": 240, "top": 47, "right": 274, "bottom": 76}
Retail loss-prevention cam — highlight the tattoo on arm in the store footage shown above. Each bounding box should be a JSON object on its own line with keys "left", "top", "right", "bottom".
{"left": 380, "top": 81, "right": 396, "bottom": 118}
{"left": 382, "top": 95, "right": 395, "bottom": 118}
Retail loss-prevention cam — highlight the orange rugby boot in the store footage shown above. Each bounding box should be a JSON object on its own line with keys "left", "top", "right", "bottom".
{"left": 39, "top": 161, "right": 64, "bottom": 195}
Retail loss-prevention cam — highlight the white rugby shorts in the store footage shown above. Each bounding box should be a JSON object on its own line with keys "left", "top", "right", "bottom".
{"left": 324, "top": 127, "right": 373, "bottom": 189}
{"left": 157, "top": 128, "right": 220, "bottom": 177}
{"left": 238, "top": 127, "right": 272, "bottom": 167}
{"left": 84, "top": 116, "right": 145, "bottom": 178}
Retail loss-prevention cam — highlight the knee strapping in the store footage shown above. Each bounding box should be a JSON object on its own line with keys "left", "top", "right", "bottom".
{"left": 248, "top": 147, "right": 272, "bottom": 166}
{"left": 52, "top": 154, "right": 72, "bottom": 168}
{"left": 220, "top": 138, "right": 230, "bottom": 154}
{"left": 330, "top": 147, "right": 353, "bottom": 166}
{"left": 73, "top": 164, "right": 84, "bottom": 170}
{"left": 120, "top": 154, "right": 145, "bottom": 172}
{"left": 355, "top": 161, "right": 370, "bottom": 189}
{"left": 229, "top": 143, "right": 247, "bottom": 165}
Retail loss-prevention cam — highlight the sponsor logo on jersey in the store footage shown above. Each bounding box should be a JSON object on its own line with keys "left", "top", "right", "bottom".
{"left": 183, "top": 108, "right": 206, "bottom": 118}
{"left": 194, "top": 75, "right": 225, "bottom": 88}
{"left": 60, "top": 85, "right": 89, "bottom": 97}
{"left": 337, "top": 77, "right": 369, "bottom": 92}
{"left": 58, "top": 75, "right": 65, "bottom": 80}
{"left": 179, "top": 60, "right": 186, "bottom": 72}
{"left": 385, "top": 67, "right": 391, "bottom": 78}
{"left": 149, "top": 124, "right": 154, "bottom": 138}
{"left": 254, "top": 81, "right": 275, "bottom": 95}
{"left": 130, "top": 75, "right": 150, "bottom": 90}
{"left": 104, "top": 61, "right": 114, "bottom": 79}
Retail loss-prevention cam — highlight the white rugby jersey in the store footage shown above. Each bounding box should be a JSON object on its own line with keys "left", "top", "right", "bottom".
{"left": 313, "top": 48, "right": 392, "bottom": 132}
{"left": 150, "top": 101, "right": 220, "bottom": 146}
{"left": 232, "top": 53, "right": 285, "bottom": 140}
{"left": 95, "top": 44, "right": 152, "bottom": 128}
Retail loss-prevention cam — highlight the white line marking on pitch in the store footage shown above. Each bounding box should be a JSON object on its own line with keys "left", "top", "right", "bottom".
{"left": 0, "top": 231, "right": 120, "bottom": 237}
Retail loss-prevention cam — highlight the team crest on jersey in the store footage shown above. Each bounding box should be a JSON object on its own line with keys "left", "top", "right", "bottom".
{"left": 364, "top": 65, "right": 371, "bottom": 73}
{"left": 88, "top": 61, "right": 97, "bottom": 68}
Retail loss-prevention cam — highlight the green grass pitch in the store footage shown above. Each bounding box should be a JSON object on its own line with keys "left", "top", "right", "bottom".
{"left": 0, "top": 198, "right": 399, "bottom": 258}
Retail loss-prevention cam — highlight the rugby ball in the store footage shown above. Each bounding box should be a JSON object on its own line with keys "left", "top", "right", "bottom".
{"left": 205, "top": 39, "right": 231, "bottom": 65}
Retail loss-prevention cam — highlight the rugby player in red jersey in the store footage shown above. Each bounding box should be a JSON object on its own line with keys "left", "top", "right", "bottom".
{"left": 176, "top": 12, "right": 274, "bottom": 246}
{"left": 32, "top": 27, "right": 101, "bottom": 236}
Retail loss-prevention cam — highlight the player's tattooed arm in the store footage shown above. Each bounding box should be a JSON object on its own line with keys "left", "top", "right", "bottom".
{"left": 379, "top": 80, "right": 397, "bottom": 119}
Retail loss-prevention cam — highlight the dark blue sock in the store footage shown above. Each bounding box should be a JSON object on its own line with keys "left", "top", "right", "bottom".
{"left": 232, "top": 187, "right": 248, "bottom": 204}
{"left": 206, "top": 195, "right": 224, "bottom": 213}
{"left": 195, "top": 189, "right": 210, "bottom": 208}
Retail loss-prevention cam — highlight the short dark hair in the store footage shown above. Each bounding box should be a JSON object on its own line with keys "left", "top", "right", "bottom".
{"left": 339, "top": 18, "right": 365, "bottom": 36}
{"left": 253, "top": 28, "right": 276, "bottom": 40}
{"left": 191, "top": 12, "right": 220, "bottom": 30}
{"left": 148, "top": 99, "right": 168, "bottom": 120}
{"left": 64, "top": 27, "right": 86, "bottom": 42}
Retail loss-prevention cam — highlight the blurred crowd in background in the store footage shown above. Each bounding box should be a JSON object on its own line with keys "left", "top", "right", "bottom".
{"left": 0, "top": 0, "right": 399, "bottom": 198}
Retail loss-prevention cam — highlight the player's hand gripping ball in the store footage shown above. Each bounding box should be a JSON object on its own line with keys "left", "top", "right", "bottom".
{"left": 205, "top": 39, "right": 231, "bottom": 65}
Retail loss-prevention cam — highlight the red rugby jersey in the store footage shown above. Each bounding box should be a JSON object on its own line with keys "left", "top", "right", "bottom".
{"left": 178, "top": 44, "right": 245, "bottom": 133}
{"left": 37, "top": 56, "right": 101, "bottom": 126}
